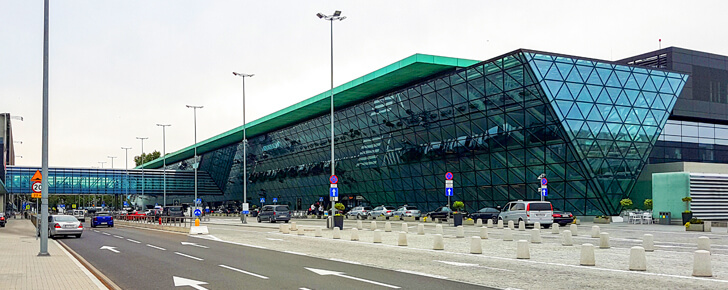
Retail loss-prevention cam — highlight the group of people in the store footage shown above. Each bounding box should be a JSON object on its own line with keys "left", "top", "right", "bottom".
{"left": 308, "top": 203, "right": 325, "bottom": 216}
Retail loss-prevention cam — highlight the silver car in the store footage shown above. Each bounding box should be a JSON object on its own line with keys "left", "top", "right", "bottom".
{"left": 368, "top": 206, "right": 396, "bottom": 218}
{"left": 498, "top": 200, "right": 553, "bottom": 228}
{"left": 346, "top": 206, "right": 372, "bottom": 219}
{"left": 46, "top": 215, "right": 84, "bottom": 238}
{"left": 392, "top": 205, "right": 421, "bottom": 219}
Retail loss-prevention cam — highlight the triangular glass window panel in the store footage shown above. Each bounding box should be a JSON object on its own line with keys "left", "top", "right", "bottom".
{"left": 597, "top": 122, "right": 611, "bottom": 139}
{"left": 576, "top": 85, "right": 594, "bottom": 102}
{"left": 565, "top": 119, "right": 585, "bottom": 135}
{"left": 615, "top": 90, "right": 633, "bottom": 107}
{"left": 556, "top": 83, "right": 575, "bottom": 100}
{"left": 625, "top": 89, "right": 640, "bottom": 106}
{"left": 614, "top": 106, "right": 631, "bottom": 122}
{"left": 643, "top": 126, "right": 659, "bottom": 142}
{"left": 634, "top": 108, "right": 649, "bottom": 123}
{"left": 614, "top": 70, "right": 630, "bottom": 87}
{"left": 586, "top": 107, "right": 603, "bottom": 122}
{"left": 585, "top": 70, "right": 603, "bottom": 85}
{"left": 651, "top": 110, "right": 667, "bottom": 125}
{"left": 545, "top": 63, "right": 565, "bottom": 80}
{"left": 650, "top": 93, "right": 666, "bottom": 110}
{"left": 661, "top": 94, "right": 676, "bottom": 110}
{"left": 606, "top": 70, "right": 623, "bottom": 87}
{"left": 576, "top": 102, "right": 594, "bottom": 119}
{"left": 651, "top": 75, "right": 666, "bottom": 92}
{"left": 586, "top": 121, "right": 603, "bottom": 137}
{"left": 566, "top": 66, "right": 584, "bottom": 83}
{"left": 595, "top": 68, "right": 613, "bottom": 85}
{"left": 633, "top": 73, "right": 649, "bottom": 89}
{"left": 624, "top": 74, "right": 640, "bottom": 90}
{"left": 566, "top": 103, "right": 585, "bottom": 120}
{"left": 606, "top": 87, "right": 622, "bottom": 103}
{"left": 633, "top": 92, "right": 650, "bottom": 108}
{"left": 667, "top": 77, "right": 682, "bottom": 94}
{"left": 659, "top": 79, "right": 674, "bottom": 94}
{"left": 607, "top": 123, "right": 622, "bottom": 139}
{"left": 643, "top": 110, "right": 657, "bottom": 126}
{"left": 555, "top": 100, "right": 574, "bottom": 117}
{"left": 626, "top": 109, "right": 641, "bottom": 125}
{"left": 617, "top": 125, "right": 632, "bottom": 141}
{"left": 543, "top": 80, "right": 563, "bottom": 100}
{"left": 575, "top": 65, "right": 593, "bottom": 82}
{"left": 596, "top": 90, "right": 613, "bottom": 105}
{"left": 642, "top": 77, "right": 658, "bottom": 92}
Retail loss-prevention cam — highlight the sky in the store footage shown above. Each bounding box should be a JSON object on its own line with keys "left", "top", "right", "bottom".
{"left": 1, "top": 0, "right": 726, "bottom": 169}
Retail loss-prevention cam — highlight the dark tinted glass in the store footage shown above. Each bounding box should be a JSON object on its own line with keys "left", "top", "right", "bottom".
{"left": 528, "top": 203, "right": 551, "bottom": 210}
{"left": 275, "top": 206, "right": 289, "bottom": 211}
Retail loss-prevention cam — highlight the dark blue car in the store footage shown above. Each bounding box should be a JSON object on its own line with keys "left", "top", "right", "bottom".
{"left": 91, "top": 212, "right": 114, "bottom": 228}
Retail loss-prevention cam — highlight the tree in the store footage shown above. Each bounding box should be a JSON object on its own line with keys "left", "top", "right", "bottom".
{"left": 134, "top": 151, "right": 161, "bottom": 166}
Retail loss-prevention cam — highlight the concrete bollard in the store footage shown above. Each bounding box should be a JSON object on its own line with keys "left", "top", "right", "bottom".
{"left": 517, "top": 240, "right": 530, "bottom": 259}
{"left": 534, "top": 222, "right": 541, "bottom": 229}
{"left": 599, "top": 232, "right": 610, "bottom": 249}
{"left": 570, "top": 224, "right": 578, "bottom": 236}
{"left": 503, "top": 228, "right": 513, "bottom": 241}
{"left": 580, "top": 243, "right": 596, "bottom": 266}
{"left": 357, "top": 220, "right": 363, "bottom": 230}
{"left": 385, "top": 222, "right": 392, "bottom": 232}
{"left": 629, "top": 246, "right": 647, "bottom": 271}
{"left": 282, "top": 224, "right": 290, "bottom": 234}
{"left": 591, "top": 226, "right": 600, "bottom": 238}
{"left": 298, "top": 228, "right": 305, "bottom": 236}
{"left": 417, "top": 224, "right": 425, "bottom": 235}
{"left": 433, "top": 234, "right": 444, "bottom": 250}
{"left": 315, "top": 227, "right": 323, "bottom": 237}
{"left": 436, "top": 224, "right": 443, "bottom": 235}
{"left": 643, "top": 234, "right": 654, "bottom": 252}
{"left": 398, "top": 232, "right": 408, "bottom": 246}
{"left": 697, "top": 236, "right": 710, "bottom": 252}
{"left": 531, "top": 228, "right": 542, "bottom": 243}
{"left": 480, "top": 227, "right": 488, "bottom": 239}
{"left": 456, "top": 226, "right": 465, "bottom": 238}
{"left": 351, "top": 228, "right": 360, "bottom": 241}
{"left": 487, "top": 219, "right": 494, "bottom": 228}
{"left": 373, "top": 230, "right": 382, "bottom": 243}
{"left": 693, "top": 250, "right": 712, "bottom": 277}
{"left": 290, "top": 222, "right": 297, "bottom": 231}
{"left": 508, "top": 220, "right": 515, "bottom": 230}
{"left": 470, "top": 236, "right": 482, "bottom": 254}
{"left": 497, "top": 219, "right": 504, "bottom": 229}
{"left": 401, "top": 223, "right": 409, "bottom": 233}
{"left": 370, "top": 221, "right": 377, "bottom": 231}
{"left": 476, "top": 219, "right": 483, "bottom": 227}
{"left": 333, "top": 227, "right": 341, "bottom": 239}
{"left": 562, "top": 230, "right": 573, "bottom": 246}
{"left": 279, "top": 224, "right": 285, "bottom": 233}
{"left": 518, "top": 220, "right": 525, "bottom": 231}
{"left": 552, "top": 223, "right": 560, "bottom": 234}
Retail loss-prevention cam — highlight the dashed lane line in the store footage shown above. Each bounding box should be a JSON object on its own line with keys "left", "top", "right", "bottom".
{"left": 174, "top": 252, "right": 204, "bottom": 261}
{"left": 219, "top": 265, "right": 269, "bottom": 279}
{"left": 127, "top": 239, "right": 141, "bottom": 244}
{"left": 146, "top": 244, "right": 166, "bottom": 251}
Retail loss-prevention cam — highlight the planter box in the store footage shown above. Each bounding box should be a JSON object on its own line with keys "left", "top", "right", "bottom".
{"left": 593, "top": 218, "right": 611, "bottom": 224}
{"left": 463, "top": 219, "right": 475, "bottom": 225}
{"left": 403, "top": 217, "right": 416, "bottom": 222}
{"left": 686, "top": 224, "right": 705, "bottom": 232}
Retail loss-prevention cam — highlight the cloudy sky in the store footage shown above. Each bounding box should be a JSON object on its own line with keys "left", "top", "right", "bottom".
{"left": 1, "top": 0, "right": 726, "bottom": 168}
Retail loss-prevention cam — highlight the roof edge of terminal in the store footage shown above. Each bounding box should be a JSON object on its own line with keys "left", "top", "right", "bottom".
{"left": 138, "top": 53, "right": 480, "bottom": 169}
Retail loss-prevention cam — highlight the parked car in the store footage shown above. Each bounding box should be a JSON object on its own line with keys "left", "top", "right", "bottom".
{"left": 146, "top": 209, "right": 163, "bottom": 219}
{"left": 552, "top": 210, "right": 575, "bottom": 226}
{"left": 91, "top": 212, "right": 114, "bottom": 228}
{"left": 427, "top": 206, "right": 453, "bottom": 219}
{"left": 45, "top": 215, "right": 83, "bottom": 238}
{"left": 346, "top": 206, "right": 372, "bottom": 219}
{"left": 392, "top": 205, "right": 421, "bottom": 219}
{"left": 0, "top": 212, "right": 6, "bottom": 227}
{"left": 498, "top": 200, "right": 553, "bottom": 228}
{"left": 368, "top": 206, "right": 396, "bottom": 218}
{"left": 164, "top": 206, "right": 186, "bottom": 221}
{"left": 468, "top": 207, "right": 501, "bottom": 222}
{"left": 70, "top": 210, "right": 86, "bottom": 222}
{"left": 257, "top": 205, "right": 290, "bottom": 223}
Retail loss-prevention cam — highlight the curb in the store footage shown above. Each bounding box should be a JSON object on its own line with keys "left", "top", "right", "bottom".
{"left": 57, "top": 240, "right": 122, "bottom": 290}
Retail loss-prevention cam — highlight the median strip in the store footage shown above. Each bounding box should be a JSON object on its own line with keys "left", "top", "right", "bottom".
{"left": 174, "top": 252, "right": 204, "bottom": 261}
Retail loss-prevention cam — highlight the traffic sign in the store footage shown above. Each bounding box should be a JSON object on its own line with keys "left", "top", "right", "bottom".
{"left": 123, "top": 201, "right": 129, "bottom": 207}
{"left": 260, "top": 198, "right": 265, "bottom": 203}
{"left": 330, "top": 175, "right": 338, "bottom": 184}
{"left": 194, "top": 209, "right": 202, "bottom": 216}
{"left": 195, "top": 198, "right": 202, "bottom": 205}
{"left": 242, "top": 203, "right": 249, "bottom": 214}
{"left": 31, "top": 170, "right": 42, "bottom": 182}
{"left": 59, "top": 204, "right": 65, "bottom": 208}
{"left": 445, "top": 180, "right": 453, "bottom": 188}
{"left": 330, "top": 187, "right": 339, "bottom": 197}
{"left": 205, "top": 208, "right": 210, "bottom": 213}
{"left": 446, "top": 188, "right": 453, "bottom": 196}
{"left": 541, "top": 178, "right": 548, "bottom": 186}
{"left": 272, "top": 198, "right": 278, "bottom": 203}
{"left": 32, "top": 181, "right": 41, "bottom": 193}
{"left": 25, "top": 204, "right": 30, "bottom": 210}
{"left": 445, "top": 172, "right": 454, "bottom": 180}
{"left": 541, "top": 187, "right": 548, "bottom": 197}
{"left": 72, "top": 204, "right": 76, "bottom": 209}
{"left": 319, "top": 197, "right": 324, "bottom": 202}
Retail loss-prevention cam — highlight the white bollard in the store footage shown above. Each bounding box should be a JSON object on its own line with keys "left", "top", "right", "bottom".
{"left": 518, "top": 220, "right": 525, "bottom": 231}
{"left": 298, "top": 228, "right": 305, "bottom": 236}
{"left": 562, "top": 230, "right": 573, "bottom": 246}
{"left": 580, "top": 243, "right": 596, "bottom": 266}
{"left": 370, "top": 221, "right": 377, "bottom": 231}
{"left": 693, "top": 250, "right": 712, "bottom": 277}
{"left": 534, "top": 222, "right": 541, "bottom": 229}
{"left": 351, "top": 228, "right": 359, "bottom": 241}
{"left": 433, "top": 234, "right": 444, "bottom": 250}
{"left": 401, "top": 223, "right": 408, "bottom": 233}
{"left": 333, "top": 227, "right": 341, "bottom": 239}
{"left": 476, "top": 219, "right": 483, "bottom": 227}
{"left": 456, "top": 226, "right": 465, "bottom": 238}
{"left": 282, "top": 224, "right": 290, "bottom": 234}
{"left": 517, "top": 240, "right": 530, "bottom": 259}
{"left": 643, "top": 234, "right": 654, "bottom": 252}
{"left": 290, "top": 221, "right": 297, "bottom": 231}
{"left": 398, "top": 232, "right": 408, "bottom": 246}
{"left": 357, "top": 220, "right": 363, "bottom": 230}
{"left": 470, "top": 236, "right": 482, "bottom": 254}
{"left": 436, "top": 224, "right": 443, "bottom": 235}
{"left": 570, "top": 224, "right": 578, "bottom": 236}
{"left": 629, "top": 246, "right": 647, "bottom": 271}
{"left": 385, "top": 222, "right": 392, "bottom": 232}
{"left": 697, "top": 236, "right": 711, "bottom": 252}
{"left": 279, "top": 224, "right": 285, "bottom": 233}
{"left": 599, "top": 232, "right": 610, "bottom": 249}
{"left": 508, "top": 220, "right": 514, "bottom": 230}
{"left": 497, "top": 219, "right": 504, "bottom": 229}
{"left": 480, "top": 227, "right": 488, "bottom": 239}
{"left": 487, "top": 219, "right": 494, "bottom": 228}
{"left": 503, "top": 228, "right": 514, "bottom": 241}
{"left": 531, "top": 228, "right": 542, "bottom": 243}
{"left": 552, "top": 223, "right": 560, "bottom": 234}
{"left": 315, "top": 227, "right": 322, "bottom": 237}
{"left": 417, "top": 224, "right": 425, "bottom": 235}
{"left": 373, "top": 230, "right": 382, "bottom": 243}
{"left": 591, "top": 225, "right": 600, "bottom": 238}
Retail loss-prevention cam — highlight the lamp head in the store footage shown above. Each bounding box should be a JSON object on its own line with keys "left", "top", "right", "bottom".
{"left": 316, "top": 13, "right": 325, "bottom": 18}
{"left": 333, "top": 10, "right": 341, "bottom": 16}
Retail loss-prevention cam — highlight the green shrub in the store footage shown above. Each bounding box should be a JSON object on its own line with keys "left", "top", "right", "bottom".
{"left": 689, "top": 217, "right": 703, "bottom": 224}
{"left": 334, "top": 203, "right": 345, "bottom": 211}
{"left": 619, "top": 198, "right": 633, "bottom": 209}
{"left": 452, "top": 201, "right": 465, "bottom": 211}
{"left": 682, "top": 196, "right": 692, "bottom": 213}
{"left": 644, "top": 199, "right": 653, "bottom": 210}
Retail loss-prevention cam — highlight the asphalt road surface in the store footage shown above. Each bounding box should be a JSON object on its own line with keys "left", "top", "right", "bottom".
{"left": 60, "top": 224, "right": 492, "bottom": 289}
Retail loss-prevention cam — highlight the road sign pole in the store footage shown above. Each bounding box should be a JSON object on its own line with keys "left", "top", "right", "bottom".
{"left": 39, "top": 0, "right": 50, "bottom": 256}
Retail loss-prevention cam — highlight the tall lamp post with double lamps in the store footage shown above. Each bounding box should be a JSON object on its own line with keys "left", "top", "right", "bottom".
{"left": 136, "top": 137, "right": 148, "bottom": 208}
{"left": 156, "top": 124, "right": 171, "bottom": 207}
{"left": 186, "top": 105, "right": 203, "bottom": 217}
{"left": 121, "top": 147, "right": 132, "bottom": 209}
{"left": 232, "top": 72, "right": 253, "bottom": 223}
{"left": 317, "top": 10, "right": 346, "bottom": 221}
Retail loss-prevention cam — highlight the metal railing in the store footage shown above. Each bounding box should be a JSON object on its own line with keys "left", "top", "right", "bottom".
{"left": 115, "top": 214, "right": 192, "bottom": 228}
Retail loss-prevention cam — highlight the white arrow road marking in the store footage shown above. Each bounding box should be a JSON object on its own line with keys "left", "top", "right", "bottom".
{"left": 305, "top": 267, "right": 400, "bottom": 289}
{"left": 146, "top": 244, "right": 166, "bottom": 251}
{"left": 100, "top": 246, "right": 119, "bottom": 253}
{"left": 396, "top": 269, "right": 448, "bottom": 279}
{"left": 173, "top": 276, "right": 208, "bottom": 290}
{"left": 113, "top": 235, "right": 124, "bottom": 239}
{"left": 181, "top": 242, "right": 209, "bottom": 248}
{"left": 92, "top": 230, "right": 99, "bottom": 233}
{"left": 102, "top": 232, "right": 110, "bottom": 236}
{"left": 127, "top": 239, "right": 141, "bottom": 244}
{"left": 175, "top": 252, "right": 204, "bottom": 261}
{"left": 435, "top": 260, "right": 514, "bottom": 272}
{"left": 219, "top": 265, "right": 269, "bottom": 279}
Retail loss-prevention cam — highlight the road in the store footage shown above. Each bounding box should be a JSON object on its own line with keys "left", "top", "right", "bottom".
{"left": 59, "top": 223, "right": 490, "bottom": 289}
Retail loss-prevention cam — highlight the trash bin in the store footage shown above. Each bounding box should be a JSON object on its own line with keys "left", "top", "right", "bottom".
{"left": 453, "top": 213, "right": 463, "bottom": 227}
{"left": 658, "top": 212, "right": 671, "bottom": 225}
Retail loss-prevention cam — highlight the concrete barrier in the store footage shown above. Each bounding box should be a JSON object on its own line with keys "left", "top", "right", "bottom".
{"left": 436, "top": 224, "right": 443, "bottom": 235}
{"left": 279, "top": 224, "right": 285, "bottom": 233}
{"left": 373, "top": 230, "right": 382, "bottom": 243}
{"left": 456, "top": 226, "right": 465, "bottom": 238}
{"left": 570, "top": 224, "right": 578, "bottom": 236}
{"left": 480, "top": 227, "right": 488, "bottom": 239}
{"left": 357, "top": 220, "right": 363, "bottom": 230}
{"left": 282, "top": 224, "right": 290, "bottom": 234}
{"left": 534, "top": 222, "right": 541, "bottom": 229}
{"left": 433, "top": 234, "right": 444, "bottom": 250}
{"left": 697, "top": 236, "right": 710, "bottom": 252}
{"left": 333, "top": 227, "right": 341, "bottom": 239}
{"left": 599, "top": 232, "right": 610, "bottom": 249}
{"left": 503, "top": 228, "right": 513, "bottom": 241}
{"left": 351, "top": 228, "right": 360, "bottom": 241}
{"left": 470, "top": 236, "right": 482, "bottom": 254}
{"left": 385, "top": 222, "right": 392, "bottom": 232}
{"left": 189, "top": 226, "right": 209, "bottom": 235}
{"left": 629, "top": 246, "right": 647, "bottom": 271}
{"left": 518, "top": 220, "right": 525, "bottom": 231}
{"left": 297, "top": 228, "right": 305, "bottom": 236}
{"left": 531, "top": 228, "right": 542, "bottom": 243}
{"left": 704, "top": 221, "right": 712, "bottom": 232}
{"left": 370, "top": 221, "right": 377, "bottom": 231}
{"left": 497, "top": 219, "right": 504, "bottom": 229}
{"left": 315, "top": 227, "right": 322, "bottom": 237}
{"left": 487, "top": 219, "right": 494, "bottom": 228}
{"left": 562, "top": 230, "right": 573, "bottom": 246}
{"left": 398, "top": 232, "right": 408, "bottom": 246}
{"left": 401, "top": 223, "right": 409, "bottom": 233}
{"left": 290, "top": 222, "right": 297, "bottom": 231}
{"left": 552, "top": 223, "right": 560, "bottom": 234}
{"left": 417, "top": 224, "right": 425, "bottom": 235}
{"left": 508, "top": 220, "right": 514, "bottom": 230}
{"left": 643, "top": 234, "right": 654, "bottom": 252}
{"left": 517, "top": 240, "right": 530, "bottom": 259}
{"left": 580, "top": 243, "right": 596, "bottom": 266}
{"left": 693, "top": 250, "right": 712, "bottom": 277}
{"left": 591, "top": 226, "right": 600, "bottom": 238}
{"left": 476, "top": 219, "right": 483, "bottom": 227}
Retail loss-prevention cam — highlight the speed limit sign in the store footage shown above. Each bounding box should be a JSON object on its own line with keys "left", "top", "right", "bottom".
{"left": 32, "top": 181, "right": 42, "bottom": 193}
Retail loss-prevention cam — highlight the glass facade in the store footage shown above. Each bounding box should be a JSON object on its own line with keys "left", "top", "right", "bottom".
{"left": 167, "top": 50, "right": 687, "bottom": 215}
{"left": 650, "top": 120, "right": 728, "bottom": 164}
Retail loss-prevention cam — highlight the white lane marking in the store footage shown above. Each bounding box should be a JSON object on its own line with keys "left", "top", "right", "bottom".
{"left": 266, "top": 238, "right": 284, "bottom": 241}
{"left": 173, "top": 276, "right": 208, "bottom": 290}
{"left": 127, "top": 239, "right": 141, "bottom": 244}
{"left": 328, "top": 258, "right": 362, "bottom": 265}
{"left": 146, "top": 244, "right": 166, "bottom": 251}
{"left": 92, "top": 230, "right": 99, "bottom": 233}
{"left": 181, "top": 242, "right": 209, "bottom": 248}
{"left": 100, "top": 246, "right": 120, "bottom": 253}
{"left": 396, "top": 269, "right": 448, "bottom": 279}
{"left": 193, "top": 234, "right": 223, "bottom": 241}
{"left": 113, "top": 235, "right": 124, "bottom": 239}
{"left": 174, "top": 252, "right": 204, "bottom": 261}
{"left": 283, "top": 250, "right": 308, "bottom": 256}
{"left": 219, "top": 264, "right": 269, "bottom": 279}
{"left": 306, "top": 267, "right": 400, "bottom": 289}
{"left": 299, "top": 288, "right": 312, "bottom": 290}
{"left": 434, "top": 260, "right": 514, "bottom": 272}
{"left": 102, "top": 232, "right": 111, "bottom": 236}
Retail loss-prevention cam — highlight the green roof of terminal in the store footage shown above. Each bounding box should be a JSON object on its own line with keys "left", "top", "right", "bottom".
{"left": 138, "top": 53, "right": 479, "bottom": 169}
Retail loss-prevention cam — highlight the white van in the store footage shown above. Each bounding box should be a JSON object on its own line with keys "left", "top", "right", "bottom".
{"left": 70, "top": 210, "right": 86, "bottom": 222}
{"left": 498, "top": 200, "right": 553, "bottom": 228}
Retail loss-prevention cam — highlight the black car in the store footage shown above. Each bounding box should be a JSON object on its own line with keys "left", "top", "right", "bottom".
{"left": 553, "top": 210, "right": 575, "bottom": 226}
{"left": 427, "top": 206, "right": 468, "bottom": 219}
{"left": 468, "top": 207, "right": 501, "bottom": 222}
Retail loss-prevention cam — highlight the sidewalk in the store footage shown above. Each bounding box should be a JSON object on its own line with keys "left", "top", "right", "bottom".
{"left": 0, "top": 219, "right": 105, "bottom": 289}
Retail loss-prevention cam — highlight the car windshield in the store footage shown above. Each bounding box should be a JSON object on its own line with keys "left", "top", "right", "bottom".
{"left": 54, "top": 216, "right": 78, "bottom": 222}
{"left": 97, "top": 213, "right": 110, "bottom": 216}
{"left": 275, "top": 206, "right": 289, "bottom": 211}
{"left": 364, "top": 207, "right": 372, "bottom": 210}
{"left": 442, "top": 207, "right": 452, "bottom": 212}
{"left": 385, "top": 206, "right": 395, "bottom": 210}
{"left": 529, "top": 203, "right": 552, "bottom": 210}
{"left": 405, "top": 206, "right": 418, "bottom": 210}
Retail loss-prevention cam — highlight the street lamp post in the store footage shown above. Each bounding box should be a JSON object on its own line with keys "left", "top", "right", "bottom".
{"left": 121, "top": 147, "right": 132, "bottom": 208}
{"left": 98, "top": 161, "right": 106, "bottom": 169}
{"left": 136, "top": 137, "right": 148, "bottom": 208}
{"left": 157, "top": 124, "right": 171, "bottom": 207}
{"left": 108, "top": 156, "right": 116, "bottom": 169}
{"left": 232, "top": 72, "right": 253, "bottom": 223}
{"left": 39, "top": 0, "right": 50, "bottom": 256}
{"left": 186, "top": 105, "right": 203, "bottom": 217}
{"left": 317, "top": 10, "right": 346, "bottom": 220}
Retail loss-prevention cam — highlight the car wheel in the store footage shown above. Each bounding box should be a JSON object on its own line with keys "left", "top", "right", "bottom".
{"left": 75, "top": 234, "right": 82, "bottom": 238}
{"left": 257, "top": 216, "right": 261, "bottom": 223}
{"left": 271, "top": 219, "right": 276, "bottom": 223}
{"left": 48, "top": 229, "right": 54, "bottom": 239}
{"left": 544, "top": 224, "right": 552, "bottom": 229}
{"left": 285, "top": 220, "right": 289, "bottom": 223}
